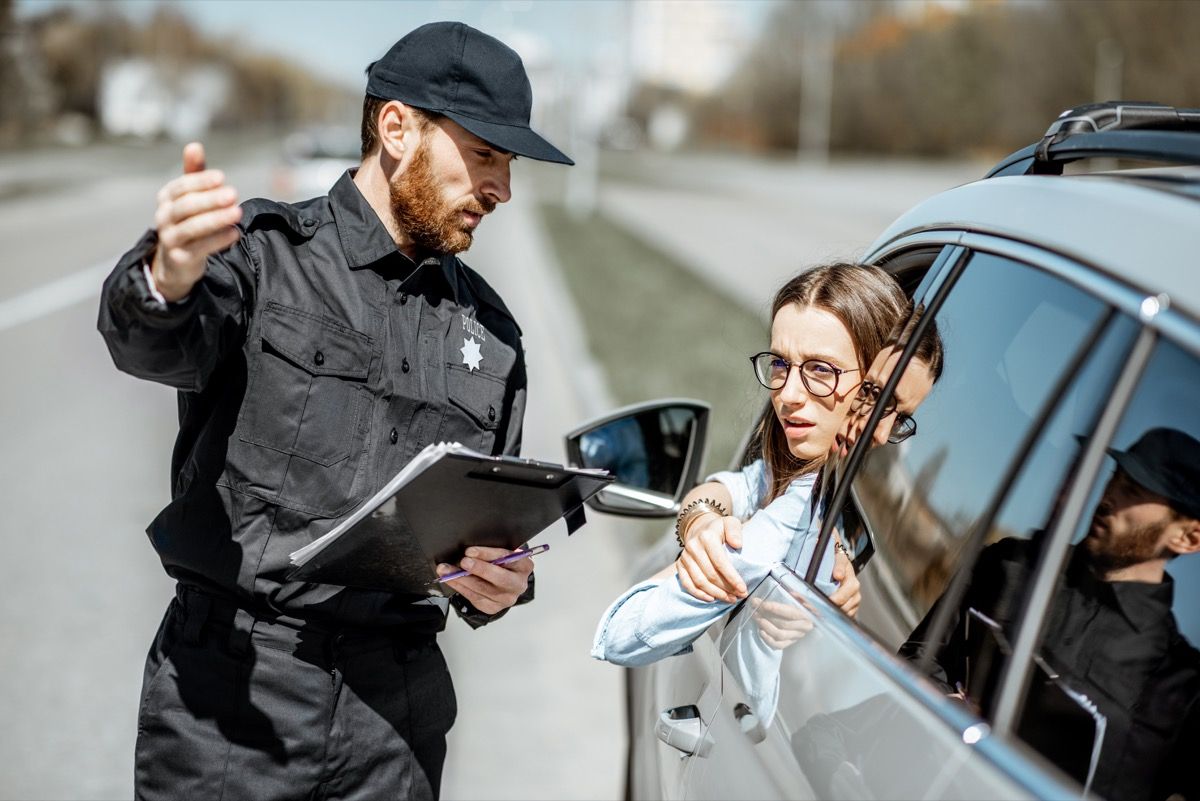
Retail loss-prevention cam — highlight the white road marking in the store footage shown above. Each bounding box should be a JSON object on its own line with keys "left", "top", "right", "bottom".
{"left": 0, "top": 259, "right": 113, "bottom": 333}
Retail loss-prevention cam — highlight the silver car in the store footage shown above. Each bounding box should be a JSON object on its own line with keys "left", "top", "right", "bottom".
{"left": 568, "top": 102, "right": 1200, "bottom": 801}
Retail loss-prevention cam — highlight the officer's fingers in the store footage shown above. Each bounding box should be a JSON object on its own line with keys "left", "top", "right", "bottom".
{"left": 163, "top": 169, "right": 228, "bottom": 202}
{"left": 449, "top": 582, "right": 505, "bottom": 616}
{"left": 461, "top": 546, "right": 537, "bottom": 581}
{"left": 160, "top": 205, "right": 243, "bottom": 252}
{"left": 163, "top": 185, "right": 239, "bottom": 226}
{"left": 162, "top": 225, "right": 240, "bottom": 268}
{"left": 436, "top": 569, "right": 505, "bottom": 611}
{"left": 182, "top": 141, "right": 206, "bottom": 174}
{"left": 459, "top": 552, "right": 530, "bottom": 594}
{"left": 462, "top": 545, "right": 514, "bottom": 562}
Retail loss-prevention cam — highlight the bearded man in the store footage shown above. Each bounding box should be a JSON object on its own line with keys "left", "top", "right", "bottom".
{"left": 97, "top": 22, "right": 571, "bottom": 801}
{"left": 901, "top": 427, "right": 1200, "bottom": 801}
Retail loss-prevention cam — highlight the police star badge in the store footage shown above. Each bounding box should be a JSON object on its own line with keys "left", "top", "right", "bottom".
{"left": 460, "top": 337, "right": 483, "bottom": 371}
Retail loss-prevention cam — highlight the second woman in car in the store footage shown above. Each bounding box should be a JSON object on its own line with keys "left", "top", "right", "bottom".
{"left": 591, "top": 262, "right": 908, "bottom": 667}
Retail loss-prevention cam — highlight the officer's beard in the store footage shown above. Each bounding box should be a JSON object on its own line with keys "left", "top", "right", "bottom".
{"left": 1082, "top": 515, "right": 1173, "bottom": 575}
{"left": 389, "top": 142, "right": 493, "bottom": 255}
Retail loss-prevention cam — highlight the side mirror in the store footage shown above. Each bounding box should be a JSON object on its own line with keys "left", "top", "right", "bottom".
{"left": 565, "top": 399, "right": 709, "bottom": 518}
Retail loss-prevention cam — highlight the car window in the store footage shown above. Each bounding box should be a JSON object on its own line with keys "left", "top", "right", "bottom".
{"left": 847, "top": 252, "right": 1113, "bottom": 648}
{"left": 892, "top": 311, "right": 1135, "bottom": 719}
{"left": 1010, "top": 335, "right": 1200, "bottom": 800}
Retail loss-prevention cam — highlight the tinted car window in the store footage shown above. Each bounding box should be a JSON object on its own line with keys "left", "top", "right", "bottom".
{"left": 1011, "top": 336, "right": 1200, "bottom": 801}
{"left": 850, "top": 252, "right": 1110, "bottom": 648}
{"left": 894, "top": 312, "right": 1136, "bottom": 717}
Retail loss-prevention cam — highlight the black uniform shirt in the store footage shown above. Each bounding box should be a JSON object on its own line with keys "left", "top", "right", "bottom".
{"left": 98, "top": 171, "right": 530, "bottom": 630}
{"left": 902, "top": 539, "right": 1200, "bottom": 801}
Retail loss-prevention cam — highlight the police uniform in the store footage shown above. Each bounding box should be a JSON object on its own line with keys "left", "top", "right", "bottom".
{"left": 99, "top": 20, "right": 573, "bottom": 798}
{"left": 98, "top": 169, "right": 530, "bottom": 799}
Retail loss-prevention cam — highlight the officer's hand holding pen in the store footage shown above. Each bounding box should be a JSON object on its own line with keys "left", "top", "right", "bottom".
{"left": 435, "top": 545, "right": 537, "bottom": 616}
{"left": 151, "top": 141, "right": 243, "bottom": 303}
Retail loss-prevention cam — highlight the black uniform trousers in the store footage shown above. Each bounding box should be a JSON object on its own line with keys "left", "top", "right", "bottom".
{"left": 135, "top": 585, "right": 457, "bottom": 800}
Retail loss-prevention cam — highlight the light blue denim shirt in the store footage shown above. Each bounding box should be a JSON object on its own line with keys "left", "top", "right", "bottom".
{"left": 591, "top": 460, "right": 840, "bottom": 667}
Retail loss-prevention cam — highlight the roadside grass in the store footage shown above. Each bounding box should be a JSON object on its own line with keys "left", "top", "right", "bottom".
{"left": 536, "top": 200, "right": 769, "bottom": 481}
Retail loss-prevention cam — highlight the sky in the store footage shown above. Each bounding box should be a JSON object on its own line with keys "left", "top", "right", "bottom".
{"left": 16, "top": 0, "right": 777, "bottom": 91}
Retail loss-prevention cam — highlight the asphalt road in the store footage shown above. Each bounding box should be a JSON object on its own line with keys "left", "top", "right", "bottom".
{"left": 596, "top": 150, "right": 987, "bottom": 316}
{"left": 0, "top": 139, "right": 628, "bottom": 800}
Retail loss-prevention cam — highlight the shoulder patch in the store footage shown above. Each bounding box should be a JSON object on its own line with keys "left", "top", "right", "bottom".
{"left": 241, "top": 196, "right": 328, "bottom": 240}
{"left": 457, "top": 259, "right": 523, "bottom": 337}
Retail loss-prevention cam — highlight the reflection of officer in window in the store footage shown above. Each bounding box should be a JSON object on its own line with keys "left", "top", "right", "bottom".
{"left": 901, "top": 428, "right": 1200, "bottom": 801}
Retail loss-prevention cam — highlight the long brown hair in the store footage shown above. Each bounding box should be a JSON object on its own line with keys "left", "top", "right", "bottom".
{"left": 753, "top": 263, "right": 907, "bottom": 502}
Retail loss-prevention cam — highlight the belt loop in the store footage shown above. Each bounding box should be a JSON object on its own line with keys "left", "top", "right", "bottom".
{"left": 229, "top": 607, "right": 256, "bottom": 657}
{"left": 182, "top": 592, "right": 210, "bottom": 645}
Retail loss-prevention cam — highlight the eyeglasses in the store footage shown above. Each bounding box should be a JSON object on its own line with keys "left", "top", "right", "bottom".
{"left": 851, "top": 380, "right": 918, "bottom": 444}
{"left": 750, "top": 351, "right": 859, "bottom": 398}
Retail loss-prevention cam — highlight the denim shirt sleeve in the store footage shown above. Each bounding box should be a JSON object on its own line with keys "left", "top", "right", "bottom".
{"left": 592, "top": 473, "right": 837, "bottom": 667}
{"left": 706, "top": 458, "right": 768, "bottom": 519}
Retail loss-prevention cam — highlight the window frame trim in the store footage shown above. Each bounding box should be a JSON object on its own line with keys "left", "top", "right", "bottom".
{"left": 871, "top": 230, "right": 1200, "bottom": 357}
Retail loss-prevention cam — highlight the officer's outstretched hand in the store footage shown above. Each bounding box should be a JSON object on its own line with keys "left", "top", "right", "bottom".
{"left": 436, "top": 546, "right": 535, "bottom": 616}
{"left": 150, "top": 142, "right": 242, "bottom": 302}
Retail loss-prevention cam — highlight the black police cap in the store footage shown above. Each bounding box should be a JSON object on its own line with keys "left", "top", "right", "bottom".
{"left": 1110, "top": 427, "right": 1200, "bottom": 521}
{"left": 366, "top": 21, "right": 573, "bottom": 165}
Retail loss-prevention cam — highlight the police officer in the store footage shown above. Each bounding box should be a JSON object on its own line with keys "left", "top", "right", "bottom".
{"left": 97, "top": 22, "right": 572, "bottom": 801}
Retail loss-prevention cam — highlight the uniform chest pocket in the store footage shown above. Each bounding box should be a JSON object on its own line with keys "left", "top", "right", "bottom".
{"left": 240, "top": 303, "right": 372, "bottom": 466}
{"left": 443, "top": 365, "right": 506, "bottom": 452}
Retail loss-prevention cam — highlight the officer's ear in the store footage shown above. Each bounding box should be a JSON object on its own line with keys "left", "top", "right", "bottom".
{"left": 377, "top": 101, "right": 411, "bottom": 163}
{"left": 1165, "top": 515, "right": 1200, "bottom": 557}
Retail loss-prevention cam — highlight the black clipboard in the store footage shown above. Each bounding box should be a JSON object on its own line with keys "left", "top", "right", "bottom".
{"left": 287, "top": 443, "right": 613, "bottom": 595}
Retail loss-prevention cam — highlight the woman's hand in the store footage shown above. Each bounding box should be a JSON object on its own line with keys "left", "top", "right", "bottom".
{"left": 827, "top": 544, "right": 861, "bottom": 618}
{"left": 676, "top": 512, "right": 747, "bottom": 604}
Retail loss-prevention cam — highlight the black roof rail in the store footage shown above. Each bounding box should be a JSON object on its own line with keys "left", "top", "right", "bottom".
{"left": 986, "top": 101, "right": 1200, "bottom": 178}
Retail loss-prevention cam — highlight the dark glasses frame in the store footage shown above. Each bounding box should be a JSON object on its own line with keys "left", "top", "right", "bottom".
{"left": 750, "top": 351, "right": 860, "bottom": 398}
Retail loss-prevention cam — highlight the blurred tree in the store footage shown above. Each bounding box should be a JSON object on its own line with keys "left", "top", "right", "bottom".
{"left": 9, "top": 3, "right": 355, "bottom": 146}
{"left": 31, "top": 5, "right": 135, "bottom": 119}
{"left": 0, "top": 0, "right": 20, "bottom": 141}
{"left": 694, "top": 0, "right": 1200, "bottom": 158}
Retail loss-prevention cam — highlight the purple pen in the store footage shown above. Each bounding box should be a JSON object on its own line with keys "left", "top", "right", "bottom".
{"left": 434, "top": 543, "right": 549, "bottom": 583}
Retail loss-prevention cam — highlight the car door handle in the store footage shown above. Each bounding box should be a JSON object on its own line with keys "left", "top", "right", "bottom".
{"left": 733, "top": 702, "right": 767, "bottom": 744}
{"left": 656, "top": 705, "right": 714, "bottom": 758}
